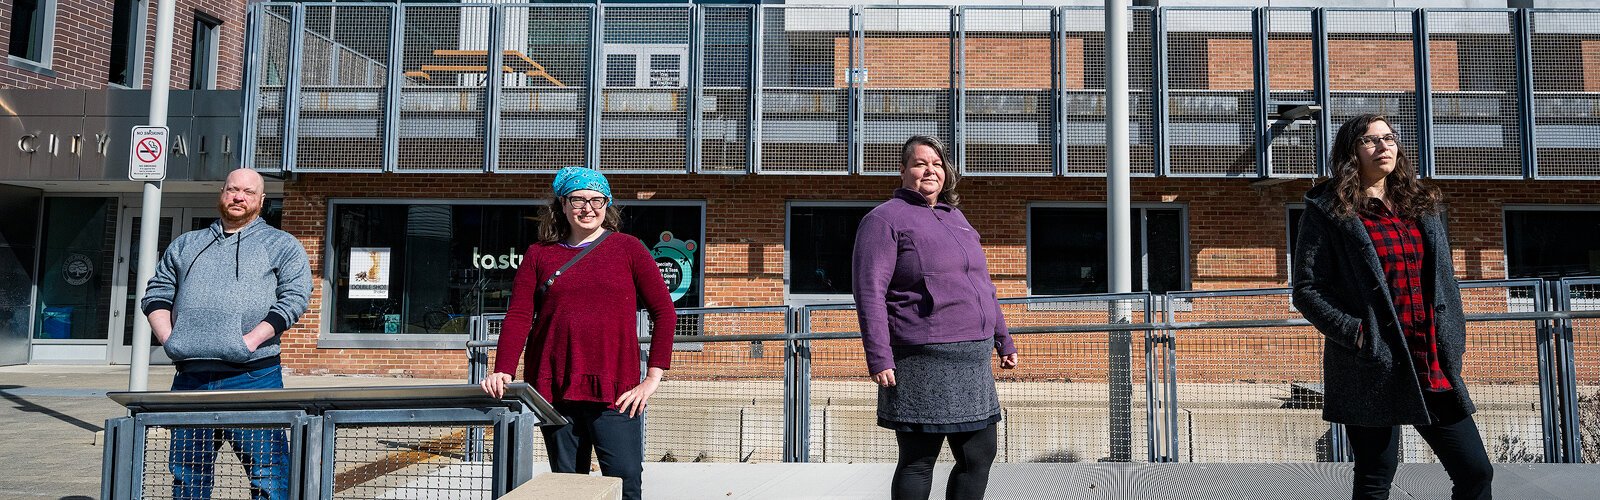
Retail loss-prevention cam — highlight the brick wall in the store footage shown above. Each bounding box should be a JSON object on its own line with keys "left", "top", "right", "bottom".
{"left": 830, "top": 37, "right": 1078, "bottom": 90}
{"left": 278, "top": 174, "right": 1599, "bottom": 379}
{"left": 1584, "top": 40, "right": 1600, "bottom": 92}
{"left": 1207, "top": 39, "right": 1460, "bottom": 91}
{"left": 0, "top": 0, "right": 245, "bottom": 90}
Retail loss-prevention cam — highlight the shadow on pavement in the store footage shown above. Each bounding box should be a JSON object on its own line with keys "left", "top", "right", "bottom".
{"left": 0, "top": 385, "right": 103, "bottom": 433}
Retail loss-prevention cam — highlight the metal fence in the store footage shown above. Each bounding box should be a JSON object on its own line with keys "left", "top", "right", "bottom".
{"left": 461, "top": 279, "right": 1598, "bottom": 466}
{"left": 103, "top": 386, "right": 556, "bottom": 500}
{"left": 247, "top": 3, "right": 1600, "bottom": 180}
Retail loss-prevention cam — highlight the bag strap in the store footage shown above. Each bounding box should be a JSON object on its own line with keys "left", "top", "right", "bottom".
{"left": 540, "top": 230, "right": 610, "bottom": 294}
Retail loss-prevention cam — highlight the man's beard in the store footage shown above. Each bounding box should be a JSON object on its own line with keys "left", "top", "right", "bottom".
{"left": 219, "top": 201, "right": 261, "bottom": 227}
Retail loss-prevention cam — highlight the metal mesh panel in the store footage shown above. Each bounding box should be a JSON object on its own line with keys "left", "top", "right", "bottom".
{"left": 1167, "top": 290, "right": 1333, "bottom": 462}
{"left": 1529, "top": 11, "right": 1600, "bottom": 179}
{"left": 295, "top": 5, "right": 390, "bottom": 172}
{"left": 1427, "top": 10, "right": 1523, "bottom": 178}
{"left": 332, "top": 424, "right": 494, "bottom": 499}
{"left": 1325, "top": 10, "right": 1418, "bottom": 163}
{"left": 1265, "top": 9, "right": 1317, "bottom": 177}
{"left": 645, "top": 308, "right": 788, "bottom": 463}
{"left": 1566, "top": 280, "right": 1600, "bottom": 463}
{"left": 803, "top": 297, "right": 1152, "bottom": 463}
{"left": 700, "top": 6, "right": 754, "bottom": 174}
{"left": 395, "top": 6, "right": 491, "bottom": 172}
{"left": 1404, "top": 282, "right": 1546, "bottom": 463}
{"left": 1062, "top": 7, "right": 1155, "bottom": 176}
{"left": 859, "top": 8, "right": 952, "bottom": 176}
{"left": 496, "top": 6, "right": 591, "bottom": 173}
{"left": 598, "top": 6, "right": 690, "bottom": 173}
{"left": 759, "top": 6, "right": 851, "bottom": 174}
{"left": 962, "top": 8, "right": 1053, "bottom": 176}
{"left": 141, "top": 425, "right": 293, "bottom": 500}
{"left": 1165, "top": 9, "right": 1256, "bottom": 177}
{"left": 803, "top": 306, "right": 894, "bottom": 462}
{"left": 253, "top": 6, "right": 293, "bottom": 171}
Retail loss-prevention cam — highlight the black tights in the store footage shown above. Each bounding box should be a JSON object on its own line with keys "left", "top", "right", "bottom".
{"left": 891, "top": 424, "right": 999, "bottom": 500}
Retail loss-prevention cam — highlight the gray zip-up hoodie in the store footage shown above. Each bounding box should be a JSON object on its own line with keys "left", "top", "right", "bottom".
{"left": 141, "top": 217, "right": 311, "bottom": 366}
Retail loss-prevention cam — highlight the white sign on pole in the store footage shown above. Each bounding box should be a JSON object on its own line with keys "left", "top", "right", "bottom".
{"left": 128, "top": 126, "right": 169, "bottom": 181}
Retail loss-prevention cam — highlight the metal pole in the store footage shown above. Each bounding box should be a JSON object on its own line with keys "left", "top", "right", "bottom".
{"left": 129, "top": 0, "right": 181, "bottom": 392}
{"left": 1105, "top": 0, "right": 1133, "bottom": 462}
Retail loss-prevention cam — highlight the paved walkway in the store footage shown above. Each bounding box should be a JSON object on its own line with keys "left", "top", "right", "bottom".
{"left": 4, "top": 365, "right": 1597, "bottom": 499}
{"left": 0, "top": 365, "right": 455, "bottom": 499}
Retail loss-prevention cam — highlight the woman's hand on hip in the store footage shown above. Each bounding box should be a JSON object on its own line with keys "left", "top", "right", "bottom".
{"left": 1000, "top": 352, "right": 1019, "bottom": 369}
{"left": 480, "top": 372, "right": 513, "bottom": 399}
{"left": 872, "top": 369, "right": 896, "bottom": 387}
{"left": 616, "top": 367, "right": 665, "bottom": 418}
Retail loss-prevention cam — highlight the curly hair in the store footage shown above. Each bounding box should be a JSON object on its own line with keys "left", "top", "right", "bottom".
{"left": 900, "top": 135, "right": 961, "bottom": 207}
{"left": 1325, "top": 113, "right": 1441, "bottom": 219}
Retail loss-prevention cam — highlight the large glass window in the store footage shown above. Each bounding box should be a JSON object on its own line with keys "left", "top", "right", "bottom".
{"left": 1028, "top": 205, "right": 1187, "bottom": 295}
{"left": 0, "top": 189, "right": 41, "bottom": 358}
{"left": 787, "top": 204, "right": 874, "bottom": 297}
{"left": 326, "top": 200, "right": 704, "bottom": 338}
{"left": 189, "top": 14, "right": 221, "bottom": 90}
{"left": 7, "top": 0, "right": 54, "bottom": 66}
{"left": 109, "top": 0, "right": 144, "bottom": 86}
{"left": 33, "top": 198, "right": 117, "bottom": 340}
{"left": 1506, "top": 208, "right": 1600, "bottom": 280}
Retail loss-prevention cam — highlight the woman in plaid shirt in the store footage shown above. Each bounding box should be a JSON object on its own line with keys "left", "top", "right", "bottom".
{"left": 1292, "top": 114, "right": 1493, "bottom": 500}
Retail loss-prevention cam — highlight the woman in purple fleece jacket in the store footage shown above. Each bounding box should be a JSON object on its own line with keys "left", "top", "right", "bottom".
{"left": 853, "top": 135, "right": 1019, "bottom": 500}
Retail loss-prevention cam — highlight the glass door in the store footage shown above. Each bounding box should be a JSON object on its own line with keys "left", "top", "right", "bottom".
{"left": 110, "top": 208, "right": 181, "bottom": 365}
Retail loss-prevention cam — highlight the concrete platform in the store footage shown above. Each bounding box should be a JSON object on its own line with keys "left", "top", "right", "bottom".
{"left": 635, "top": 462, "right": 1600, "bottom": 499}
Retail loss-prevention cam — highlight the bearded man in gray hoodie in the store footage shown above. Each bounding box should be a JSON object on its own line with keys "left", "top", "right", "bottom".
{"left": 141, "top": 168, "right": 310, "bottom": 500}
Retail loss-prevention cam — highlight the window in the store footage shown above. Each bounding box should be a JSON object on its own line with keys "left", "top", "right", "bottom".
{"left": 7, "top": 0, "right": 56, "bottom": 67}
{"left": 603, "top": 45, "right": 687, "bottom": 88}
{"left": 189, "top": 14, "right": 221, "bottom": 90}
{"left": 324, "top": 200, "right": 704, "bottom": 344}
{"left": 109, "top": 0, "right": 145, "bottom": 86}
{"left": 1028, "top": 205, "right": 1187, "bottom": 295}
{"left": 787, "top": 203, "right": 874, "bottom": 298}
{"left": 1505, "top": 208, "right": 1600, "bottom": 281}
{"left": 605, "top": 54, "right": 638, "bottom": 88}
{"left": 1287, "top": 205, "right": 1305, "bottom": 283}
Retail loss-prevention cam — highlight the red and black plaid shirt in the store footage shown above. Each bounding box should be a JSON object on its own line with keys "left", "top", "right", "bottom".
{"left": 1361, "top": 199, "right": 1451, "bottom": 392}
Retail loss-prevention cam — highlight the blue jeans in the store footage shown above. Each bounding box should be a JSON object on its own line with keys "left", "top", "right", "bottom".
{"left": 169, "top": 365, "right": 291, "bottom": 500}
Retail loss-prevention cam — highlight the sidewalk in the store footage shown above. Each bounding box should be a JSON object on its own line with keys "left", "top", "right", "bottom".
{"left": 5, "top": 364, "right": 1598, "bottom": 499}
{"left": 0, "top": 364, "right": 456, "bottom": 499}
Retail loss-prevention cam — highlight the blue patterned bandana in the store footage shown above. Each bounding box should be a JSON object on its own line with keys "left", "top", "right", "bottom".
{"left": 551, "top": 166, "right": 611, "bottom": 199}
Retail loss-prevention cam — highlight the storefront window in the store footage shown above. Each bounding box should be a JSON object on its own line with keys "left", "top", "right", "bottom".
{"left": 327, "top": 200, "right": 704, "bottom": 338}
{"left": 34, "top": 198, "right": 117, "bottom": 340}
{"left": 1028, "top": 205, "right": 1187, "bottom": 295}
{"left": 787, "top": 204, "right": 874, "bottom": 297}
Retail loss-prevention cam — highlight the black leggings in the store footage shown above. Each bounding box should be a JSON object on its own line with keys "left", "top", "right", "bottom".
{"left": 1346, "top": 392, "right": 1494, "bottom": 500}
{"left": 892, "top": 424, "right": 999, "bottom": 500}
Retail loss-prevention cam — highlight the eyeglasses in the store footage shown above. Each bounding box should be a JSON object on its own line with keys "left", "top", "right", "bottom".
{"left": 1355, "top": 133, "right": 1401, "bottom": 149}
{"left": 564, "top": 196, "right": 610, "bottom": 210}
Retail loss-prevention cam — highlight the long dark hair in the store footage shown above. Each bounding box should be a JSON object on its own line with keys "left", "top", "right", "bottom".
{"left": 900, "top": 135, "right": 961, "bottom": 207}
{"left": 536, "top": 199, "right": 622, "bottom": 244}
{"left": 1326, "top": 113, "right": 1441, "bottom": 219}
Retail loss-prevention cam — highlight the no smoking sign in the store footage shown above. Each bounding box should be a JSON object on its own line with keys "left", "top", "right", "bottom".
{"left": 129, "top": 126, "right": 169, "bottom": 181}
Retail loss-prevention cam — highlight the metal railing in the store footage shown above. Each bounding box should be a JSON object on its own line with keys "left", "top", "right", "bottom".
{"left": 102, "top": 385, "right": 562, "bottom": 500}
{"left": 248, "top": 3, "right": 1600, "bottom": 180}
{"left": 464, "top": 278, "right": 1600, "bottom": 465}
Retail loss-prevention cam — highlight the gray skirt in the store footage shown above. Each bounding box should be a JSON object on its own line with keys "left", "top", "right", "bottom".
{"left": 877, "top": 339, "right": 1001, "bottom": 429}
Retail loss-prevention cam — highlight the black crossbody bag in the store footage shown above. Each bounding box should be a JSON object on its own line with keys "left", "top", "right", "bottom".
{"left": 539, "top": 230, "right": 610, "bottom": 294}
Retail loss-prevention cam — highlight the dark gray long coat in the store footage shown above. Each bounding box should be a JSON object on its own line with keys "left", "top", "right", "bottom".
{"left": 1290, "top": 182, "right": 1475, "bottom": 427}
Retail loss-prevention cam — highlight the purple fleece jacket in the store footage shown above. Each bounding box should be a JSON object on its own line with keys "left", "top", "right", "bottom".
{"left": 852, "top": 188, "right": 1017, "bottom": 375}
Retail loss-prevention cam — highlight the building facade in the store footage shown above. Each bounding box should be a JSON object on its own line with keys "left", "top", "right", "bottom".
{"left": 0, "top": 0, "right": 254, "bottom": 365}
{"left": 1, "top": 0, "right": 1596, "bottom": 378}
